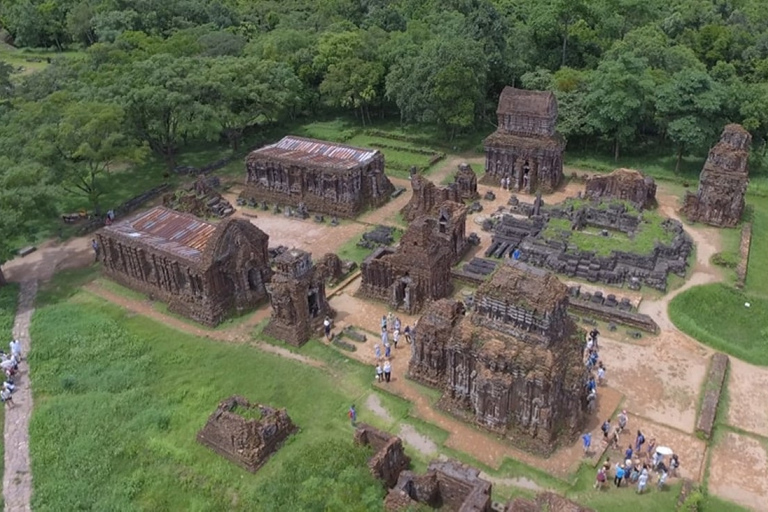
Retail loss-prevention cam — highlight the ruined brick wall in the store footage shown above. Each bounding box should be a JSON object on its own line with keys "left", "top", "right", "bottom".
{"left": 358, "top": 218, "right": 454, "bottom": 314}
{"left": 241, "top": 152, "right": 394, "bottom": 218}
{"left": 263, "top": 249, "right": 333, "bottom": 346}
{"left": 682, "top": 124, "right": 751, "bottom": 227}
{"left": 401, "top": 175, "right": 462, "bottom": 222}
{"left": 388, "top": 460, "right": 491, "bottom": 512}
{"left": 584, "top": 168, "right": 656, "bottom": 210}
{"left": 696, "top": 353, "right": 729, "bottom": 439}
{"left": 315, "top": 252, "right": 344, "bottom": 285}
{"left": 455, "top": 163, "right": 479, "bottom": 201}
{"left": 196, "top": 396, "right": 298, "bottom": 472}
{"left": 354, "top": 424, "right": 411, "bottom": 488}
{"left": 98, "top": 215, "right": 271, "bottom": 327}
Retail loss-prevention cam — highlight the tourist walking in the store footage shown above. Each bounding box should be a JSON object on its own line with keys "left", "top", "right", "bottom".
{"left": 91, "top": 238, "right": 100, "bottom": 261}
{"left": 637, "top": 467, "right": 649, "bottom": 494}
{"left": 614, "top": 464, "right": 625, "bottom": 487}
{"left": 374, "top": 344, "right": 381, "bottom": 360}
{"left": 381, "top": 327, "right": 388, "bottom": 345}
{"left": 381, "top": 315, "right": 387, "bottom": 331}
{"left": 385, "top": 342, "right": 391, "bottom": 359}
{"left": 594, "top": 467, "right": 606, "bottom": 489}
{"left": 617, "top": 409, "right": 628, "bottom": 434}
{"left": 597, "top": 362, "right": 606, "bottom": 386}
{"left": 383, "top": 361, "right": 392, "bottom": 383}
{"left": 404, "top": 325, "right": 412, "bottom": 344}
{"left": 387, "top": 311, "right": 394, "bottom": 331}
{"left": 582, "top": 432, "right": 592, "bottom": 455}
{"left": 646, "top": 437, "right": 657, "bottom": 459}
{"left": 323, "top": 316, "right": 332, "bottom": 340}
{"left": 393, "top": 329, "right": 400, "bottom": 348}
{"left": 348, "top": 404, "right": 357, "bottom": 426}
{"left": 635, "top": 430, "right": 645, "bottom": 454}
{"left": 376, "top": 363, "right": 383, "bottom": 382}
{"left": 394, "top": 317, "right": 401, "bottom": 333}
{"left": 657, "top": 469, "right": 668, "bottom": 490}
{"left": 9, "top": 339, "right": 21, "bottom": 361}
{"left": 1, "top": 387, "right": 13, "bottom": 407}
{"left": 670, "top": 454, "right": 680, "bottom": 477}
{"left": 624, "top": 445, "right": 633, "bottom": 462}
{"left": 601, "top": 419, "right": 611, "bottom": 442}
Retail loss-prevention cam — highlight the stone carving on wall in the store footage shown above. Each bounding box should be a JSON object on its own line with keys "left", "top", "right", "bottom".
{"left": 196, "top": 396, "right": 298, "bottom": 472}
{"left": 682, "top": 124, "right": 751, "bottom": 227}
{"left": 240, "top": 136, "right": 395, "bottom": 218}
{"left": 97, "top": 206, "right": 272, "bottom": 326}
{"left": 408, "top": 262, "right": 588, "bottom": 455}
{"left": 481, "top": 87, "right": 566, "bottom": 194}
{"left": 263, "top": 248, "right": 334, "bottom": 346}
{"left": 584, "top": 168, "right": 656, "bottom": 210}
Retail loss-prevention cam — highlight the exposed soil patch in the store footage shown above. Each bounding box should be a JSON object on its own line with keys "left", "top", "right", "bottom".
{"left": 709, "top": 432, "right": 768, "bottom": 511}
{"left": 726, "top": 358, "right": 768, "bottom": 437}
{"left": 399, "top": 424, "right": 438, "bottom": 457}
{"left": 365, "top": 393, "right": 394, "bottom": 423}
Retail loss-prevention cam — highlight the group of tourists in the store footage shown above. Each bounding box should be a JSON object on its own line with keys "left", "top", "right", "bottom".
{"left": 1, "top": 339, "right": 22, "bottom": 407}
{"left": 584, "top": 328, "right": 603, "bottom": 412}
{"left": 373, "top": 312, "right": 413, "bottom": 384}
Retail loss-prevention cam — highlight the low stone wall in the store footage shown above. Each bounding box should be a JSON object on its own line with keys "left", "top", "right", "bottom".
{"left": 568, "top": 299, "right": 659, "bottom": 333}
{"left": 354, "top": 424, "right": 411, "bottom": 488}
{"left": 696, "top": 353, "right": 729, "bottom": 439}
{"left": 735, "top": 222, "right": 752, "bottom": 289}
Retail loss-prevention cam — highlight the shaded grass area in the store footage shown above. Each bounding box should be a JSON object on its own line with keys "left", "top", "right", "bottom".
{"left": 668, "top": 283, "right": 768, "bottom": 365}
{"left": 744, "top": 197, "right": 768, "bottom": 296}
{"left": 0, "top": 43, "right": 85, "bottom": 77}
{"left": 29, "top": 286, "right": 385, "bottom": 511}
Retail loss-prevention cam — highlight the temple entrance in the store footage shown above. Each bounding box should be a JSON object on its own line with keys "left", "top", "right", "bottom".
{"left": 522, "top": 161, "right": 531, "bottom": 191}
{"left": 247, "top": 267, "right": 263, "bottom": 291}
{"left": 393, "top": 275, "right": 412, "bottom": 311}
{"left": 307, "top": 289, "right": 320, "bottom": 318}
{"left": 439, "top": 212, "right": 448, "bottom": 234}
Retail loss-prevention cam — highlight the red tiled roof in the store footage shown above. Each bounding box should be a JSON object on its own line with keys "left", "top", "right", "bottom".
{"left": 248, "top": 136, "right": 380, "bottom": 170}
{"left": 104, "top": 206, "right": 217, "bottom": 261}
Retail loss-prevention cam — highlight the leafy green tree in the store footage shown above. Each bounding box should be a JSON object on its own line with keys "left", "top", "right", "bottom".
{"left": 585, "top": 53, "right": 654, "bottom": 160}
{"left": 655, "top": 68, "right": 725, "bottom": 171}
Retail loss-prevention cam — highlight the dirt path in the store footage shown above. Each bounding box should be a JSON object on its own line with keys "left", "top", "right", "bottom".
{"left": 3, "top": 280, "right": 38, "bottom": 512}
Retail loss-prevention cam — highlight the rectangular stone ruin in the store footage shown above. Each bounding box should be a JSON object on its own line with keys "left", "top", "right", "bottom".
{"left": 408, "top": 262, "right": 588, "bottom": 455}
{"left": 357, "top": 214, "right": 454, "bottom": 314}
{"left": 401, "top": 172, "right": 474, "bottom": 224}
{"left": 482, "top": 87, "right": 566, "bottom": 194}
{"left": 696, "top": 353, "right": 729, "bottom": 439}
{"left": 386, "top": 460, "right": 492, "bottom": 512}
{"left": 97, "top": 206, "right": 272, "bottom": 326}
{"left": 263, "top": 248, "right": 334, "bottom": 346}
{"left": 584, "top": 168, "right": 656, "bottom": 210}
{"left": 241, "top": 136, "right": 395, "bottom": 218}
{"left": 354, "top": 424, "right": 411, "bottom": 488}
{"left": 165, "top": 175, "right": 235, "bottom": 218}
{"left": 682, "top": 124, "right": 751, "bottom": 227}
{"left": 196, "top": 396, "right": 298, "bottom": 473}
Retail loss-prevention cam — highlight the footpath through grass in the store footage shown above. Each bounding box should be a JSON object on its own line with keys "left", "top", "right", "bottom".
{"left": 0, "top": 283, "right": 18, "bottom": 506}
{"left": 29, "top": 285, "right": 385, "bottom": 511}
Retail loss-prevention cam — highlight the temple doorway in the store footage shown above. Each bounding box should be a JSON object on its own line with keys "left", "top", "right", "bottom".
{"left": 307, "top": 289, "right": 320, "bottom": 318}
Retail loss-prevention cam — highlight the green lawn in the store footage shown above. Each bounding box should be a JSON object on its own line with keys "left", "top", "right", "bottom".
{"left": 668, "top": 283, "right": 768, "bottom": 365}
{"left": 541, "top": 207, "right": 676, "bottom": 257}
{"left": 745, "top": 197, "right": 768, "bottom": 297}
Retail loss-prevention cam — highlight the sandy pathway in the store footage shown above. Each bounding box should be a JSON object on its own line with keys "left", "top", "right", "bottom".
{"left": 3, "top": 280, "right": 38, "bottom": 512}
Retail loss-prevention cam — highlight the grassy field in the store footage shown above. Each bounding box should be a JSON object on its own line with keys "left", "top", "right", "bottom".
{"left": 541, "top": 207, "right": 676, "bottom": 257}
{"left": 0, "top": 43, "right": 85, "bottom": 78}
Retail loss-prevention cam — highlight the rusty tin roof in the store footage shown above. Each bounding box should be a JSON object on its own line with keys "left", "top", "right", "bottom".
{"left": 104, "top": 206, "right": 217, "bottom": 262}
{"left": 248, "top": 136, "right": 380, "bottom": 170}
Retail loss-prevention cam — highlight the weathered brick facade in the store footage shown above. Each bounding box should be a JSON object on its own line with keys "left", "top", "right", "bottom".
{"left": 354, "top": 424, "right": 411, "bottom": 488}
{"left": 682, "top": 124, "right": 751, "bottom": 227}
{"left": 196, "top": 396, "right": 297, "bottom": 473}
{"left": 408, "top": 262, "right": 588, "bottom": 454}
{"left": 263, "top": 249, "right": 334, "bottom": 347}
{"left": 585, "top": 168, "right": 657, "bottom": 210}
{"left": 482, "top": 87, "right": 565, "bottom": 193}
{"left": 97, "top": 206, "right": 271, "bottom": 326}
{"left": 241, "top": 136, "right": 395, "bottom": 218}
{"left": 358, "top": 212, "right": 457, "bottom": 314}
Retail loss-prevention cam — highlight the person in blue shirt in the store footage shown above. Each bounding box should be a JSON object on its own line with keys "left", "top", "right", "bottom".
{"left": 582, "top": 432, "right": 592, "bottom": 455}
{"left": 625, "top": 445, "right": 633, "bottom": 461}
{"left": 614, "top": 464, "right": 626, "bottom": 487}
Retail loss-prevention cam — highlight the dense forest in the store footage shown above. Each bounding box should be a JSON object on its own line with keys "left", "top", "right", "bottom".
{"left": 1, "top": 0, "right": 768, "bottom": 268}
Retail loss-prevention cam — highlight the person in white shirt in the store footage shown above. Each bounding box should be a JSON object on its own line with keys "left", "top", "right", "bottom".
{"left": 9, "top": 340, "right": 21, "bottom": 360}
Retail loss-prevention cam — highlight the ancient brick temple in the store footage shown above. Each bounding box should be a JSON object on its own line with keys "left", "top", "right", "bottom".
{"left": 408, "top": 262, "right": 588, "bottom": 454}
{"left": 585, "top": 168, "right": 657, "bottom": 210}
{"left": 682, "top": 124, "right": 751, "bottom": 227}
{"left": 358, "top": 214, "right": 455, "bottom": 314}
{"left": 197, "top": 396, "right": 297, "bottom": 472}
{"left": 263, "top": 248, "right": 334, "bottom": 346}
{"left": 401, "top": 174, "right": 462, "bottom": 222}
{"left": 241, "top": 136, "right": 395, "bottom": 218}
{"left": 454, "top": 163, "right": 479, "bottom": 201}
{"left": 97, "top": 206, "right": 271, "bottom": 326}
{"left": 482, "top": 87, "right": 566, "bottom": 193}
{"left": 354, "top": 424, "right": 411, "bottom": 488}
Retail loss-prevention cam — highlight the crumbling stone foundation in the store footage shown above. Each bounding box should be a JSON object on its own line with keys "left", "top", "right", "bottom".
{"left": 263, "top": 249, "right": 334, "bottom": 346}
{"left": 354, "top": 424, "right": 411, "bottom": 488}
{"left": 584, "top": 168, "right": 656, "bottom": 210}
{"left": 682, "top": 124, "right": 751, "bottom": 227}
{"left": 196, "top": 396, "right": 298, "bottom": 472}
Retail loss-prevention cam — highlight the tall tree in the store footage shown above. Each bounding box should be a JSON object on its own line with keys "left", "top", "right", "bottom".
{"left": 585, "top": 54, "right": 654, "bottom": 160}
{"left": 655, "top": 68, "right": 725, "bottom": 171}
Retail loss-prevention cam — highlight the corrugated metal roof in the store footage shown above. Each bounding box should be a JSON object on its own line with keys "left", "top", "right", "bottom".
{"left": 249, "top": 136, "right": 379, "bottom": 170}
{"left": 105, "top": 206, "right": 217, "bottom": 261}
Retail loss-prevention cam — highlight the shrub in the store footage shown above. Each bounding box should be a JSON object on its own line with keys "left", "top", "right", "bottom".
{"left": 710, "top": 252, "right": 739, "bottom": 269}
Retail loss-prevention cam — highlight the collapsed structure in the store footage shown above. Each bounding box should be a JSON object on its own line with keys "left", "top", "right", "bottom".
{"left": 682, "top": 124, "right": 751, "bottom": 227}
{"left": 408, "top": 262, "right": 588, "bottom": 454}
{"left": 197, "top": 396, "right": 298, "bottom": 472}
{"left": 263, "top": 248, "right": 334, "bottom": 346}
{"left": 241, "top": 136, "right": 395, "bottom": 218}
{"left": 355, "top": 424, "right": 593, "bottom": 512}
{"left": 357, "top": 205, "right": 466, "bottom": 313}
{"left": 482, "top": 87, "right": 566, "bottom": 193}
{"left": 584, "top": 168, "right": 657, "bottom": 210}
{"left": 97, "top": 206, "right": 271, "bottom": 326}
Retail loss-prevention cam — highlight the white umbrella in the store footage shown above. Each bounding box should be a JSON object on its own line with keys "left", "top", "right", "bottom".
{"left": 656, "top": 446, "right": 674, "bottom": 456}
